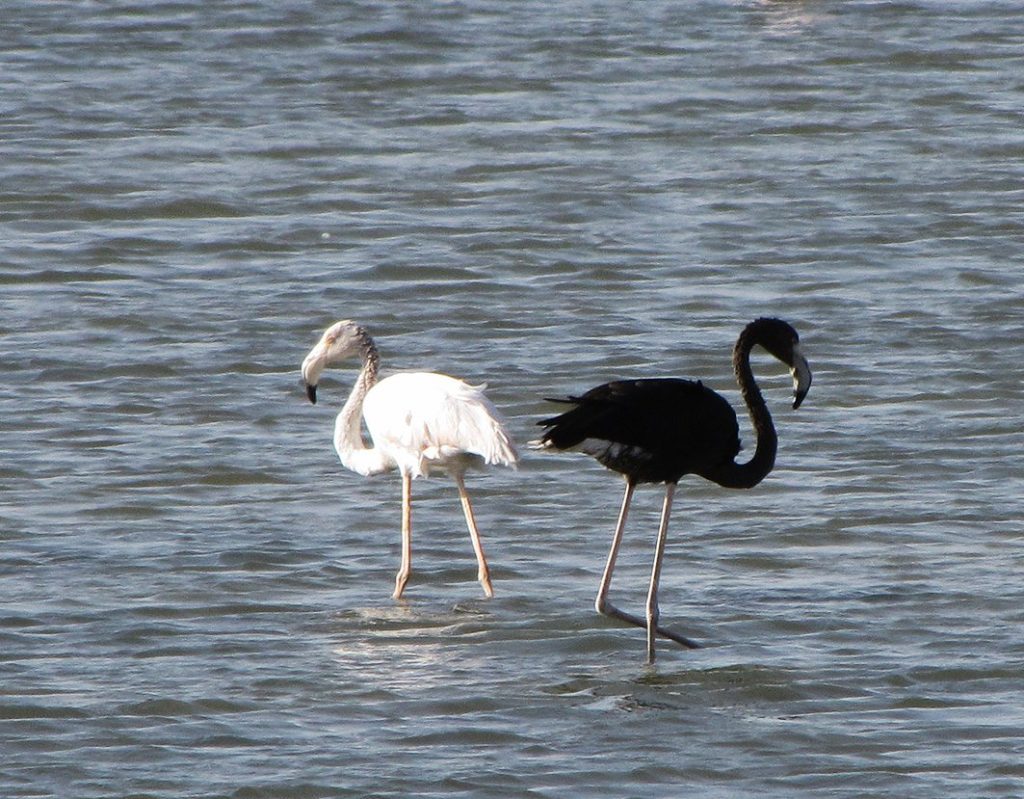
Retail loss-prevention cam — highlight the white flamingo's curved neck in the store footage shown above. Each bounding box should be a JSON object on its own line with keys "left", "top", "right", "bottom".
{"left": 333, "top": 330, "right": 388, "bottom": 475}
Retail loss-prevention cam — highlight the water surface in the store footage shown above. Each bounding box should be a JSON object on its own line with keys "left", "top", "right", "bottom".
{"left": 3, "top": 2, "right": 1023, "bottom": 797}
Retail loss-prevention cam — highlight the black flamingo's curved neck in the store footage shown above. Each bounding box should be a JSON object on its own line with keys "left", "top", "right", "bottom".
{"left": 711, "top": 323, "right": 778, "bottom": 489}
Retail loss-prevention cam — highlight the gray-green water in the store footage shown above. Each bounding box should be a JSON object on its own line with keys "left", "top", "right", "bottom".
{"left": 3, "top": 2, "right": 1024, "bottom": 797}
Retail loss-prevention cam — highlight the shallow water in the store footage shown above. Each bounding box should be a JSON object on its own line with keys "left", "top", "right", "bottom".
{"left": 3, "top": 1, "right": 1024, "bottom": 797}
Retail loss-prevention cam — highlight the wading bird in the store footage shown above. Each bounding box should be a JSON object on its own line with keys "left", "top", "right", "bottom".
{"left": 301, "top": 320, "right": 518, "bottom": 599}
{"left": 537, "top": 318, "right": 811, "bottom": 661}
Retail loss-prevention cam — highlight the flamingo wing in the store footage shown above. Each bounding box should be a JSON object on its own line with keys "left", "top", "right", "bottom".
{"left": 538, "top": 378, "right": 740, "bottom": 483}
{"left": 363, "top": 372, "right": 518, "bottom": 477}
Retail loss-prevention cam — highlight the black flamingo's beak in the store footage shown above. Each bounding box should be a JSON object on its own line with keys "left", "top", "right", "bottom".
{"left": 793, "top": 385, "right": 808, "bottom": 410}
{"left": 305, "top": 383, "right": 318, "bottom": 404}
{"left": 791, "top": 346, "right": 811, "bottom": 409}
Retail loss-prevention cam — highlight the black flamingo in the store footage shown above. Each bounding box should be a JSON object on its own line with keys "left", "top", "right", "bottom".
{"left": 538, "top": 318, "right": 812, "bottom": 661}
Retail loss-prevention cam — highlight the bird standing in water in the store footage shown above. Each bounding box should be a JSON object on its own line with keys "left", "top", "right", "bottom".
{"left": 537, "top": 318, "right": 812, "bottom": 661}
{"left": 301, "top": 320, "right": 518, "bottom": 599}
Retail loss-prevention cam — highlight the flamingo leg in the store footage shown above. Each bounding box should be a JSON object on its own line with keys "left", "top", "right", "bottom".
{"left": 594, "top": 478, "right": 635, "bottom": 617}
{"left": 393, "top": 471, "right": 413, "bottom": 599}
{"left": 596, "top": 479, "right": 699, "bottom": 654}
{"left": 646, "top": 483, "right": 675, "bottom": 662}
{"left": 454, "top": 472, "right": 494, "bottom": 598}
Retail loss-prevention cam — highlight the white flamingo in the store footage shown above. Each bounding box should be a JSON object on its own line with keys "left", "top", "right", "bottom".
{"left": 301, "top": 320, "right": 518, "bottom": 599}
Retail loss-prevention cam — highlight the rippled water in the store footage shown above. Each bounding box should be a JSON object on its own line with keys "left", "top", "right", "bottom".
{"left": 3, "top": 1, "right": 1024, "bottom": 797}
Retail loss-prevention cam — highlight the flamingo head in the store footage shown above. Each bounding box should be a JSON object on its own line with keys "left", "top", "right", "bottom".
{"left": 300, "top": 319, "right": 368, "bottom": 404}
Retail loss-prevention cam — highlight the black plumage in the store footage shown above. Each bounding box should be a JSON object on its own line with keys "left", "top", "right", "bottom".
{"left": 539, "top": 378, "right": 740, "bottom": 485}
{"left": 538, "top": 318, "right": 812, "bottom": 661}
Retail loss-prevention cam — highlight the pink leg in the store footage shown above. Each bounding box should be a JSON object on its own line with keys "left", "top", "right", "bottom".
{"left": 455, "top": 473, "right": 494, "bottom": 598}
{"left": 595, "top": 479, "right": 635, "bottom": 616}
{"left": 645, "top": 483, "right": 675, "bottom": 663}
{"left": 393, "top": 472, "right": 412, "bottom": 599}
{"left": 595, "top": 479, "right": 699, "bottom": 654}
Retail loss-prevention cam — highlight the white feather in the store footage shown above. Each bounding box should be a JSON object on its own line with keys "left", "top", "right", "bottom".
{"left": 300, "top": 320, "right": 516, "bottom": 600}
{"left": 301, "top": 322, "right": 518, "bottom": 480}
{"left": 363, "top": 372, "right": 518, "bottom": 478}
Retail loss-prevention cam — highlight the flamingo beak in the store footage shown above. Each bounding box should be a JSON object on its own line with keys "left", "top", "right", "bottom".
{"left": 300, "top": 339, "right": 328, "bottom": 405}
{"left": 791, "top": 345, "right": 811, "bottom": 409}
